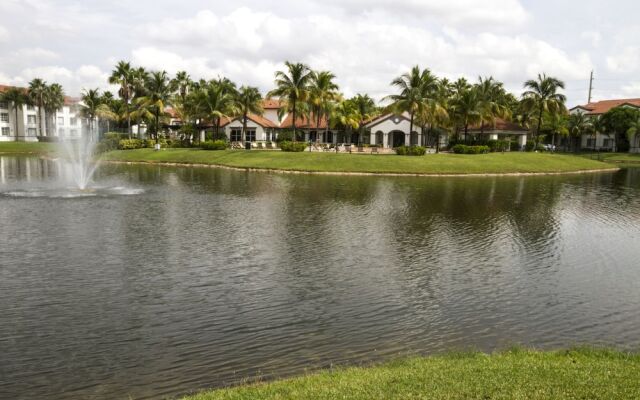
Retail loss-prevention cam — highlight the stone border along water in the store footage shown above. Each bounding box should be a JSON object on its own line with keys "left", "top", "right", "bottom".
{"left": 102, "top": 160, "right": 620, "bottom": 178}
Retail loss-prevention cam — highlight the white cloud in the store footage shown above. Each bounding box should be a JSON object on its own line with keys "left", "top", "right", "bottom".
{"left": 11, "top": 47, "right": 59, "bottom": 61}
{"left": 0, "top": 25, "right": 8, "bottom": 42}
{"left": 580, "top": 31, "right": 602, "bottom": 47}
{"left": 606, "top": 46, "right": 640, "bottom": 74}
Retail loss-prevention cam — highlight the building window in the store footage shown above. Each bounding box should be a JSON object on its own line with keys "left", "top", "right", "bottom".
{"left": 70, "top": 117, "right": 77, "bottom": 126}
{"left": 586, "top": 138, "right": 596, "bottom": 148}
{"left": 246, "top": 129, "right": 256, "bottom": 142}
{"left": 1, "top": 127, "right": 9, "bottom": 136}
{"left": 58, "top": 117, "right": 64, "bottom": 125}
{"left": 27, "top": 105, "right": 35, "bottom": 110}
{"left": 230, "top": 128, "right": 241, "bottom": 142}
{"left": 0, "top": 113, "right": 8, "bottom": 122}
{"left": 603, "top": 138, "right": 614, "bottom": 148}
{"left": 27, "top": 115, "right": 36, "bottom": 124}
{"left": 0, "top": 101, "right": 8, "bottom": 109}
{"left": 27, "top": 128, "right": 36, "bottom": 136}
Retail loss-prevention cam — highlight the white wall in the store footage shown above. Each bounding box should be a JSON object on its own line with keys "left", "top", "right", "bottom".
{"left": 223, "top": 118, "right": 269, "bottom": 141}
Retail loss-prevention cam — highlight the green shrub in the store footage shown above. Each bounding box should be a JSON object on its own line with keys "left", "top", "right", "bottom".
{"left": 144, "top": 138, "right": 168, "bottom": 148}
{"left": 487, "top": 139, "right": 510, "bottom": 152}
{"left": 37, "top": 136, "right": 59, "bottom": 143}
{"left": 451, "top": 144, "right": 490, "bottom": 154}
{"left": 395, "top": 145, "right": 426, "bottom": 156}
{"left": 118, "top": 139, "right": 145, "bottom": 150}
{"left": 510, "top": 141, "right": 522, "bottom": 151}
{"left": 525, "top": 141, "right": 536, "bottom": 152}
{"left": 200, "top": 140, "right": 228, "bottom": 150}
{"left": 279, "top": 141, "right": 307, "bottom": 152}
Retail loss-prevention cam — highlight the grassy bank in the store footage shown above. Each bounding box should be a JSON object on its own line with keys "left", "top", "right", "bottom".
{"left": 183, "top": 348, "right": 640, "bottom": 400}
{"left": 100, "top": 149, "right": 615, "bottom": 175}
{"left": 0, "top": 142, "right": 56, "bottom": 154}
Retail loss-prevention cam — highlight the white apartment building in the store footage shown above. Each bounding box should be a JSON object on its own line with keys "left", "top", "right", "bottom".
{"left": 0, "top": 85, "right": 84, "bottom": 142}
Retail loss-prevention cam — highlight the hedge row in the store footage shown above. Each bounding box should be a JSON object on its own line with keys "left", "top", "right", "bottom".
{"left": 451, "top": 144, "right": 490, "bottom": 154}
{"left": 395, "top": 145, "right": 427, "bottom": 156}
{"left": 279, "top": 141, "right": 307, "bottom": 152}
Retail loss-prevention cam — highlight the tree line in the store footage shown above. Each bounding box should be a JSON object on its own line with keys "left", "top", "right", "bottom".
{"left": 4, "top": 60, "right": 638, "bottom": 150}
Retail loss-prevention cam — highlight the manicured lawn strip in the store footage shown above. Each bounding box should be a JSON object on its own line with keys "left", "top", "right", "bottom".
{"left": 600, "top": 153, "right": 640, "bottom": 163}
{"left": 101, "top": 149, "right": 614, "bottom": 174}
{"left": 0, "top": 142, "right": 57, "bottom": 154}
{"left": 182, "top": 348, "right": 640, "bottom": 400}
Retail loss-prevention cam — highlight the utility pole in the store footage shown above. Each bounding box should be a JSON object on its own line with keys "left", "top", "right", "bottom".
{"left": 588, "top": 70, "right": 594, "bottom": 104}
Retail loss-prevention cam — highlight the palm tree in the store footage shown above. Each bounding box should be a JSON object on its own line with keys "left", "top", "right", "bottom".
{"left": 567, "top": 111, "right": 594, "bottom": 152}
{"left": 383, "top": 66, "right": 429, "bottom": 145}
{"left": 1, "top": 87, "right": 28, "bottom": 140}
{"left": 267, "top": 62, "right": 313, "bottom": 142}
{"left": 80, "top": 88, "right": 102, "bottom": 133}
{"left": 522, "top": 73, "right": 567, "bottom": 145}
{"left": 109, "top": 61, "right": 135, "bottom": 137}
{"left": 44, "top": 83, "right": 65, "bottom": 136}
{"left": 137, "top": 71, "right": 175, "bottom": 144}
{"left": 330, "top": 100, "right": 360, "bottom": 149}
{"left": 627, "top": 112, "right": 640, "bottom": 151}
{"left": 451, "top": 87, "right": 481, "bottom": 142}
{"left": 194, "top": 81, "right": 236, "bottom": 140}
{"left": 28, "top": 78, "right": 48, "bottom": 137}
{"left": 172, "top": 71, "right": 192, "bottom": 103}
{"left": 476, "top": 76, "right": 510, "bottom": 135}
{"left": 352, "top": 94, "right": 377, "bottom": 145}
{"left": 542, "top": 112, "right": 569, "bottom": 149}
{"left": 234, "top": 86, "right": 263, "bottom": 143}
{"left": 309, "top": 70, "right": 340, "bottom": 142}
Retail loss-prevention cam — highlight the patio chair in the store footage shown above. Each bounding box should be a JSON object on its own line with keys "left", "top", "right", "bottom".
{"left": 371, "top": 146, "right": 379, "bottom": 154}
{"left": 257, "top": 142, "right": 264, "bottom": 149}
{"left": 357, "top": 145, "right": 365, "bottom": 153}
{"left": 266, "top": 142, "right": 274, "bottom": 150}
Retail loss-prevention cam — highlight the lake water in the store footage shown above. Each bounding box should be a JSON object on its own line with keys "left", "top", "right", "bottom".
{"left": 1, "top": 156, "right": 640, "bottom": 399}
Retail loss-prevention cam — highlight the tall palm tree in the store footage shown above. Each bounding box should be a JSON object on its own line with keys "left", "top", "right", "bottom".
{"left": 137, "top": 71, "right": 175, "bottom": 144}
{"left": 172, "top": 71, "right": 192, "bottom": 103}
{"left": 194, "top": 81, "right": 236, "bottom": 140}
{"left": 28, "top": 78, "right": 48, "bottom": 137}
{"left": 542, "top": 112, "right": 569, "bottom": 148}
{"left": 267, "top": 62, "right": 313, "bottom": 142}
{"left": 451, "top": 87, "right": 481, "bottom": 142}
{"left": 352, "top": 94, "right": 377, "bottom": 145}
{"left": 384, "top": 66, "right": 438, "bottom": 145}
{"left": 1, "top": 87, "right": 28, "bottom": 140}
{"left": 234, "top": 86, "right": 263, "bottom": 143}
{"left": 309, "top": 70, "right": 340, "bottom": 142}
{"left": 44, "top": 83, "right": 65, "bottom": 136}
{"left": 476, "top": 76, "right": 510, "bottom": 135}
{"left": 522, "top": 73, "right": 567, "bottom": 145}
{"left": 109, "top": 61, "right": 135, "bottom": 137}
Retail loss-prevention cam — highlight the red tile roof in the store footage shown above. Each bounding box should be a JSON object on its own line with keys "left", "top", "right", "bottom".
{"left": 1, "top": 83, "right": 78, "bottom": 106}
{"left": 469, "top": 118, "right": 527, "bottom": 132}
{"left": 572, "top": 98, "right": 640, "bottom": 115}
{"left": 220, "top": 113, "right": 279, "bottom": 128}
{"left": 280, "top": 113, "right": 328, "bottom": 129}
{"left": 262, "top": 98, "right": 282, "bottom": 109}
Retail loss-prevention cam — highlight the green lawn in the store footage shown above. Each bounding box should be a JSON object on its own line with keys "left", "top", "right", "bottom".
{"left": 183, "top": 348, "right": 640, "bottom": 400}
{"left": 100, "top": 149, "right": 615, "bottom": 175}
{"left": 0, "top": 141, "right": 56, "bottom": 154}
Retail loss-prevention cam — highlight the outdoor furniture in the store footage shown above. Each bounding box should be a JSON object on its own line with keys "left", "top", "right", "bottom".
{"left": 257, "top": 142, "right": 264, "bottom": 149}
{"left": 266, "top": 142, "right": 274, "bottom": 149}
{"left": 345, "top": 144, "right": 352, "bottom": 153}
{"left": 357, "top": 145, "right": 364, "bottom": 153}
{"left": 371, "top": 146, "right": 379, "bottom": 154}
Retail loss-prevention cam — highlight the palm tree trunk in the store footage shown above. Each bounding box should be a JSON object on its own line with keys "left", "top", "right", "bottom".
{"left": 126, "top": 97, "right": 132, "bottom": 139}
{"left": 409, "top": 112, "right": 414, "bottom": 147}
{"left": 241, "top": 113, "right": 247, "bottom": 143}
{"left": 155, "top": 109, "right": 160, "bottom": 144}
{"left": 14, "top": 106, "right": 19, "bottom": 140}
{"left": 536, "top": 107, "right": 543, "bottom": 146}
{"left": 292, "top": 99, "right": 297, "bottom": 142}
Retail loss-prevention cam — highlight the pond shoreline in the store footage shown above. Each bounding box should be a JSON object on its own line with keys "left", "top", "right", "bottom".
{"left": 102, "top": 159, "right": 620, "bottom": 178}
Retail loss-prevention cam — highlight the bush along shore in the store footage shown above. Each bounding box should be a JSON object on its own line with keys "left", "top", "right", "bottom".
{"left": 182, "top": 348, "right": 640, "bottom": 400}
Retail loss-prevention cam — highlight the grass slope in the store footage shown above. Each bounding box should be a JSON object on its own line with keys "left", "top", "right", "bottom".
{"left": 0, "top": 142, "right": 56, "bottom": 154}
{"left": 183, "top": 348, "right": 640, "bottom": 400}
{"left": 101, "top": 149, "right": 614, "bottom": 175}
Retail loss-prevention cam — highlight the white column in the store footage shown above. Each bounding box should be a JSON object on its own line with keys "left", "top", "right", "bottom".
{"left": 518, "top": 135, "right": 527, "bottom": 149}
{"left": 383, "top": 133, "right": 389, "bottom": 148}
{"left": 404, "top": 133, "right": 410, "bottom": 146}
{"left": 370, "top": 133, "right": 376, "bottom": 145}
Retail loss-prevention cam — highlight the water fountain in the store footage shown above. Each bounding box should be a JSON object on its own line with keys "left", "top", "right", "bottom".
{"left": 1, "top": 127, "right": 143, "bottom": 198}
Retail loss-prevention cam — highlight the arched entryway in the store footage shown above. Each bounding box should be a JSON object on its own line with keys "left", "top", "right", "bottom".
{"left": 391, "top": 131, "right": 405, "bottom": 147}
{"left": 376, "top": 131, "right": 384, "bottom": 146}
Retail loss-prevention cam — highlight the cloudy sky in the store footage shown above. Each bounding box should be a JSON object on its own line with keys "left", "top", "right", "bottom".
{"left": 0, "top": 0, "right": 638, "bottom": 106}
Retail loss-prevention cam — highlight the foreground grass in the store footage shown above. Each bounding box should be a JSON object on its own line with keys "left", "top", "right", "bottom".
{"left": 101, "top": 149, "right": 614, "bottom": 175}
{"left": 183, "top": 348, "right": 640, "bottom": 400}
{"left": 0, "top": 141, "right": 56, "bottom": 154}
